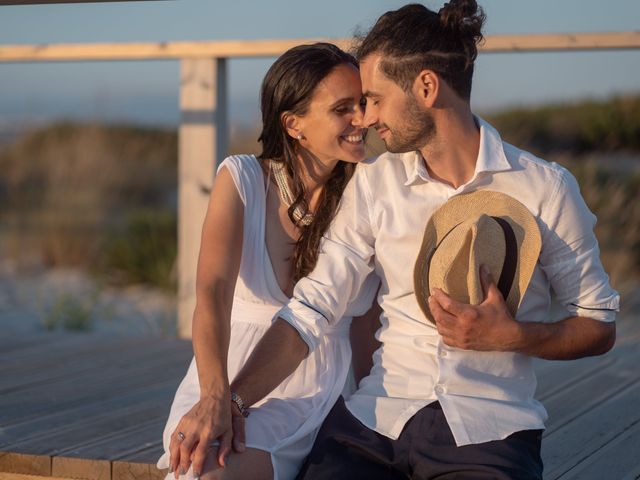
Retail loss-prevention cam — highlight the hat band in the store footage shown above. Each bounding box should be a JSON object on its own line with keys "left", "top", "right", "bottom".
{"left": 493, "top": 216, "right": 517, "bottom": 301}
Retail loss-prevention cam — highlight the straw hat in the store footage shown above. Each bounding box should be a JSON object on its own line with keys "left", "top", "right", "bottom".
{"left": 414, "top": 190, "right": 541, "bottom": 324}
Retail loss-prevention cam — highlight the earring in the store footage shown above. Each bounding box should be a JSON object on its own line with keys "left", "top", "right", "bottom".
{"left": 296, "top": 133, "right": 303, "bottom": 140}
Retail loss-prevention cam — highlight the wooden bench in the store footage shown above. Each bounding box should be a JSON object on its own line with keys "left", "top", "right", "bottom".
{"left": 1, "top": 318, "right": 639, "bottom": 479}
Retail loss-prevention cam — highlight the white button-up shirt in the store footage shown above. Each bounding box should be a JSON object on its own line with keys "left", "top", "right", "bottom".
{"left": 278, "top": 117, "right": 620, "bottom": 446}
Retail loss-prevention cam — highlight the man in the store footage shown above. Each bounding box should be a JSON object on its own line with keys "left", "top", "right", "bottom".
{"left": 229, "top": 2, "right": 619, "bottom": 478}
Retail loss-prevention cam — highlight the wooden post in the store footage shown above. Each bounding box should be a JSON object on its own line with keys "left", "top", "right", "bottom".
{"left": 177, "top": 57, "right": 228, "bottom": 339}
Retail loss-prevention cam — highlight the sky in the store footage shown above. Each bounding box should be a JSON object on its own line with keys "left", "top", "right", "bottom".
{"left": 0, "top": 0, "right": 639, "bottom": 129}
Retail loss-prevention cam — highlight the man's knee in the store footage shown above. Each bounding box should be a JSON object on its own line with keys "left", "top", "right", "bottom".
{"left": 199, "top": 454, "right": 223, "bottom": 480}
{"left": 201, "top": 448, "right": 273, "bottom": 480}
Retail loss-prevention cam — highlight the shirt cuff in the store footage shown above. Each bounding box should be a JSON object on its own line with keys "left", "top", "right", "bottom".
{"left": 277, "top": 299, "right": 330, "bottom": 353}
{"left": 565, "top": 294, "right": 620, "bottom": 322}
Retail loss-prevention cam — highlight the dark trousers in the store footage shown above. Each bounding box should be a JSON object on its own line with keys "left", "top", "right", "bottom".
{"left": 297, "top": 397, "right": 543, "bottom": 480}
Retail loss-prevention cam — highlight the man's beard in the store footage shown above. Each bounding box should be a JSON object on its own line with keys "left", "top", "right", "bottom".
{"left": 383, "top": 93, "right": 436, "bottom": 153}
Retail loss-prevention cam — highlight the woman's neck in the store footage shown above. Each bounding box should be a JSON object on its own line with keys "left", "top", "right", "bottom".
{"left": 295, "top": 151, "right": 338, "bottom": 209}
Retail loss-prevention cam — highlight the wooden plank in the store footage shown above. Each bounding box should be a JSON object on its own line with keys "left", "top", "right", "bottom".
{"left": 51, "top": 457, "right": 110, "bottom": 480}
{"left": 112, "top": 461, "right": 166, "bottom": 480}
{"left": 177, "top": 57, "right": 227, "bottom": 338}
{"left": 0, "top": 335, "right": 180, "bottom": 369}
{"left": 0, "top": 39, "right": 345, "bottom": 62}
{"left": 1, "top": 388, "right": 175, "bottom": 457}
{"left": 0, "top": 337, "right": 164, "bottom": 394}
{"left": 0, "top": 375, "right": 186, "bottom": 454}
{"left": 0, "top": 474, "right": 70, "bottom": 480}
{"left": 0, "top": 33, "right": 639, "bottom": 62}
{"left": 0, "top": 334, "right": 105, "bottom": 366}
{"left": 3, "top": 422, "right": 154, "bottom": 461}
{"left": 0, "top": 342, "right": 191, "bottom": 425}
{"left": 0, "top": 333, "right": 67, "bottom": 356}
{"left": 115, "top": 446, "right": 163, "bottom": 467}
{"left": 540, "top": 351, "right": 639, "bottom": 434}
{"left": 54, "top": 422, "right": 164, "bottom": 463}
{"left": 0, "top": 382, "right": 178, "bottom": 451}
{"left": 542, "top": 378, "right": 640, "bottom": 479}
{"left": 482, "top": 32, "right": 640, "bottom": 52}
{"left": 0, "top": 453, "right": 50, "bottom": 476}
{"left": 620, "top": 464, "right": 640, "bottom": 480}
{"left": 0, "top": 336, "right": 187, "bottom": 389}
{"left": 0, "top": 333, "right": 140, "bottom": 363}
{"left": 0, "top": 366, "right": 184, "bottom": 430}
{"left": 534, "top": 354, "right": 618, "bottom": 401}
{"left": 554, "top": 417, "right": 640, "bottom": 479}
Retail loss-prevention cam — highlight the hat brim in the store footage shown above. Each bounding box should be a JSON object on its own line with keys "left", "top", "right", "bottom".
{"left": 414, "top": 190, "right": 541, "bottom": 324}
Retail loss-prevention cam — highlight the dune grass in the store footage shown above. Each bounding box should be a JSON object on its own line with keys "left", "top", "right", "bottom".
{"left": 0, "top": 95, "right": 638, "bottom": 293}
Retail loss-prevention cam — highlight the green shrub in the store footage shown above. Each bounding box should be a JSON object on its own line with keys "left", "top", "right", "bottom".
{"left": 43, "top": 292, "right": 95, "bottom": 332}
{"left": 103, "top": 209, "right": 177, "bottom": 290}
{"left": 487, "top": 95, "right": 640, "bottom": 155}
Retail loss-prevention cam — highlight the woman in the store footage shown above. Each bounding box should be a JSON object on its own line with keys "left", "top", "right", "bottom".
{"left": 157, "top": 43, "right": 379, "bottom": 480}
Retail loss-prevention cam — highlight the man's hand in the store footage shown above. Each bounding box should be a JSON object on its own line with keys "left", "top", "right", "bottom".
{"left": 168, "top": 394, "right": 246, "bottom": 478}
{"left": 428, "top": 264, "right": 522, "bottom": 351}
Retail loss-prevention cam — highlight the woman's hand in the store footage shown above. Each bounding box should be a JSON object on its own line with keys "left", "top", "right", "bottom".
{"left": 169, "top": 393, "right": 243, "bottom": 478}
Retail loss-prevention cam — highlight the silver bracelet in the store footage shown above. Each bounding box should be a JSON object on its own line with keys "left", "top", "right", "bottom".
{"left": 231, "top": 391, "right": 250, "bottom": 418}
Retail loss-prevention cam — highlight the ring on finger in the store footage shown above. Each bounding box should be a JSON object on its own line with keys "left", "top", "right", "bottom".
{"left": 177, "top": 431, "right": 186, "bottom": 441}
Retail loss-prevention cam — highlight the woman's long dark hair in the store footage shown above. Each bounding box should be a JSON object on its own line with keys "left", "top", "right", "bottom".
{"left": 258, "top": 43, "right": 358, "bottom": 282}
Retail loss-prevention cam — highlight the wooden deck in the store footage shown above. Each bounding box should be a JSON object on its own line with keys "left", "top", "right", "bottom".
{"left": 1, "top": 318, "right": 639, "bottom": 480}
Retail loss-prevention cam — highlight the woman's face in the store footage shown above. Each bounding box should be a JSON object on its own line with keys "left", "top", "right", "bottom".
{"left": 294, "top": 63, "right": 366, "bottom": 166}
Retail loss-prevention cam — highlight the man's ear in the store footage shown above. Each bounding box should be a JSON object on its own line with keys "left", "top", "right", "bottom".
{"left": 282, "top": 111, "right": 303, "bottom": 140}
{"left": 413, "top": 70, "right": 439, "bottom": 108}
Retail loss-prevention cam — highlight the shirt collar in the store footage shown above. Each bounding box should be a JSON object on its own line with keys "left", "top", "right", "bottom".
{"left": 474, "top": 116, "right": 512, "bottom": 176}
{"left": 403, "top": 151, "right": 429, "bottom": 186}
{"left": 403, "top": 116, "right": 512, "bottom": 187}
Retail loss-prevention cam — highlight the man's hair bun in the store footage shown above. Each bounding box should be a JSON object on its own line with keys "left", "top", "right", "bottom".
{"left": 438, "top": 0, "right": 485, "bottom": 62}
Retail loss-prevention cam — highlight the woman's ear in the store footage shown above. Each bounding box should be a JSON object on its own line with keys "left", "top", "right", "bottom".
{"left": 413, "top": 69, "right": 439, "bottom": 108}
{"left": 282, "top": 111, "right": 304, "bottom": 140}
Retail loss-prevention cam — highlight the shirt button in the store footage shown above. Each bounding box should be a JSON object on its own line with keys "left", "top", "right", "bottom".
{"left": 434, "top": 384, "right": 445, "bottom": 395}
{"left": 440, "top": 350, "right": 448, "bottom": 358}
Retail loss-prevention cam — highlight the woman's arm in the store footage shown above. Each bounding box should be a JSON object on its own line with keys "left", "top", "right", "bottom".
{"left": 169, "top": 166, "right": 245, "bottom": 477}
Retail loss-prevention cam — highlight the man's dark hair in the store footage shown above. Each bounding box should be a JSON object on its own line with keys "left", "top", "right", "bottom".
{"left": 355, "top": 1, "right": 486, "bottom": 99}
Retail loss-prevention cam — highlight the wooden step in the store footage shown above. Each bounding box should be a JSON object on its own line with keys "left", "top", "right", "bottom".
{"left": 0, "top": 452, "right": 166, "bottom": 480}
{"left": 0, "top": 473, "right": 71, "bottom": 480}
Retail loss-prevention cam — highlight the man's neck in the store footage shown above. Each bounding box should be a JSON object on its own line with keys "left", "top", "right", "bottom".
{"left": 419, "top": 109, "right": 480, "bottom": 189}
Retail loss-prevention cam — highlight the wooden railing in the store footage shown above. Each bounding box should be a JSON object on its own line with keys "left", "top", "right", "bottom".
{"left": 1, "top": 32, "right": 639, "bottom": 338}
{"left": 2, "top": 33, "right": 640, "bottom": 61}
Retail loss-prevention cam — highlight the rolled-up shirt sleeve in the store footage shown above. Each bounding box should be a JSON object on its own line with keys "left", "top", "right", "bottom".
{"left": 279, "top": 164, "right": 377, "bottom": 352}
{"left": 539, "top": 166, "right": 620, "bottom": 322}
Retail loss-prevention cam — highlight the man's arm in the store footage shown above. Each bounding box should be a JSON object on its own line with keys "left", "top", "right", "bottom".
{"left": 229, "top": 162, "right": 377, "bottom": 427}
{"left": 225, "top": 319, "right": 315, "bottom": 456}
{"left": 429, "top": 265, "right": 616, "bottom": 360}
{"left": 230, "top": 319, "right": 309, "bottom": 407}
{"left": 430, "top": 165, "right": 619, "bottom": 360}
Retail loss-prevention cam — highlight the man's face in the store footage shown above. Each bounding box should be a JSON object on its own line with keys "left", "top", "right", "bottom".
{"left": 360, "top": 54, "right": 436, "bottom": 153}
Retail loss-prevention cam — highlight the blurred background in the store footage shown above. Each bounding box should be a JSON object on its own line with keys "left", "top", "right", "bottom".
{"left": 1, "top": 0, "right": 639, "bottom": 337}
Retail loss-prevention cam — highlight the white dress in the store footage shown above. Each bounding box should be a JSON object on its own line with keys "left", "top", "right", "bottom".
{"left": 157, "top": 154, "right": 378, "bottom": 480}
